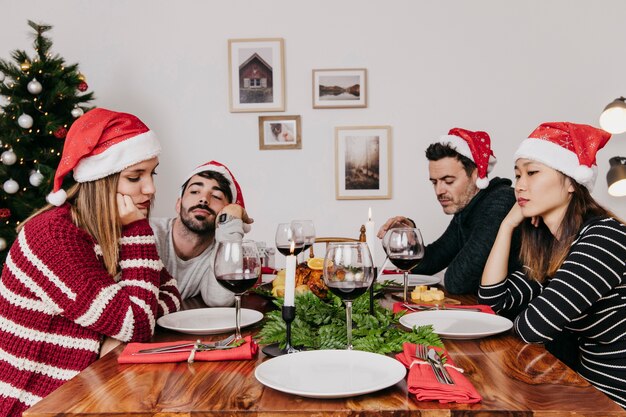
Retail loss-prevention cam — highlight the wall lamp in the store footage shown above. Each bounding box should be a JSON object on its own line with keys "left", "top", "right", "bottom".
{"left": 600, "top": 97, "right": 626, "bottom": 134}
{"left": 607, "top": 157, "right": 626, "bottom": 197}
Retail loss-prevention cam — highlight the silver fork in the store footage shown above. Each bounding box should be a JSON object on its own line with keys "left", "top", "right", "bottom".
{"left": 415, "top": 344, "right": 448, "bottom": 384}
{"left": 136, "top": 334, "right": 236, "bottom": 354}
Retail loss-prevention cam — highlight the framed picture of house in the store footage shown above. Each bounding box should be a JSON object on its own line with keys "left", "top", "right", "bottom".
{"left": 258, "top": 115, "right": 301, "bottom": 150}
{"left": 313, "top": 68, "right": 367, "bottom": 109}
{"left": 335, "top": 126, "right": 391, "bottom": 200}
{"left": 228, "top": 38, "right": 285, "bottom": 113}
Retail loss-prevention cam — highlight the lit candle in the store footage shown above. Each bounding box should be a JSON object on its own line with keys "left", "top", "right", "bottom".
{"left": 365, "top": 207, "right": 377, "bottom": 267}
{"left": 284, "top": 241, "right": 296, "bottom": 306}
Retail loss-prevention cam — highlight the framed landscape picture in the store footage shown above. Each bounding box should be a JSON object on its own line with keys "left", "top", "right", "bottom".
{"left": 313, "top": 68, "right": 367, "bottom": 109}
{"left": 228, "top": 38, "right": 285, "bottom": 112}
{"left": 259, "top": 115, "right": 301, "bottom": 150}
{"left": 335, "top": 126, "right": 391, "bottom": 200}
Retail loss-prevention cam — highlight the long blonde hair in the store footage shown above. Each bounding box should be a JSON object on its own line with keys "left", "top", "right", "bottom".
{"left": 19, "top": 174, "right": 122, "bottom": 276}
{"left": 520, "top": 177, "right": 621, "bottom": 282}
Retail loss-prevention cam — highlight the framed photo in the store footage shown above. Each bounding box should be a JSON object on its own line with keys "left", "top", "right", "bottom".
{"left": 312, "top": 68, "right": 367, "bottom": 109}
{"left": 228, "top": 38, "right": 285, "bottom": 112}
{"left": 335, "top": 126, "right": 391, "bottom": 199}
{"left": 259, "top": 115, "right": 301, "bottom": 150}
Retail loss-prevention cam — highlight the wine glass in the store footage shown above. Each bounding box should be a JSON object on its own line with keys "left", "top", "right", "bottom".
{"left": 291, "top": 220, "right": 315, "bottom": 260}
{"left": 323, "top": 242, "right": 374, "bottom": 350}
{"left": 275, "top": 223, "right": 305, "bottom": 257}
{"left": 214, "top": 240, "right": 261, "bottom": 341}
{"left": 383, "top": 227, "right": 425, "bottom": 302}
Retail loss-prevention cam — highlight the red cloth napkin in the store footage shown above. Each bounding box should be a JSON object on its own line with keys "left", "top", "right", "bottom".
{"left": 261, "top": 267, "right": 277, "bottom": 275}
{"left": 396, "top": 342, "right": 482, "bottom": 404}
{"left": 382, "top": 269, "right": 403, "bottom": 274}
{"left": 118, "top": 336, "right": 258, "bottom": 364}
{"left": 392, "top": 302, "right": 495, "bottom": 315}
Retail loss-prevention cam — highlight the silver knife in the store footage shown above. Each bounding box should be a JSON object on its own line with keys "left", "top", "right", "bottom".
{"left": 428, "top": 348, "right": 454, "bottom": 384}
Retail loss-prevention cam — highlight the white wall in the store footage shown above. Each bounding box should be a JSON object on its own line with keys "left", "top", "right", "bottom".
{"left": 2, "top": 0, "right": 625, "bottom": 267}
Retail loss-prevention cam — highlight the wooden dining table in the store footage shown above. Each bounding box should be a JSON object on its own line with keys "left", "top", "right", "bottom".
{"left": 24, "top": 289, "right": 626, "bottom": 417}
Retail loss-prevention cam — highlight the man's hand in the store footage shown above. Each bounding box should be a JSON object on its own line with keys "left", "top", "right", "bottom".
{"left": 117, "top": 193, "right": 145, "bottom": 225}
{"left": 218, "top": 204, "right": 254, "bottom": 225}
{"left": 377, "top": 216, "right": 415, "bottom": 239}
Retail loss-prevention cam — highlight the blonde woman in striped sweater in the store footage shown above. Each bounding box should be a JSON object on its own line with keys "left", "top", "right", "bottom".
{"left": 0, "top": 109, "right": 181, "bottom": 417}
{"left": 479, "top": 122, "right": 626, "bottom": 408}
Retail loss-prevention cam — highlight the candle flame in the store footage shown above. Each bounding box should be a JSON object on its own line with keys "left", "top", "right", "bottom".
{"left": 368, "top": 207, "right": 372, "bottom": 221}
{"left": 290, "top": 240, "right": 295, "bottom": 255}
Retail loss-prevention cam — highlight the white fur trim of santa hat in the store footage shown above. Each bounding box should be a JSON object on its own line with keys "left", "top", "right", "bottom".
{"left": 180, "top": 163, "right": 238, "bottom": 204}
{"left": 73, "top": 130, "right": 161, "bottom": 182}
{"left": 514, "top": 138, "right": 597, "bottom": 191}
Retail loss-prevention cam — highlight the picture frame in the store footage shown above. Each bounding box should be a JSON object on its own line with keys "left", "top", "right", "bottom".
{"left": 312, "top": 68, "right": 367, "bottom": 109}
{"left": 228, "top": 38, "right": 285, "bottom": 112}
{"left": 335, "top": 126, "right": 391, "bottom": 199}
{"left": 259, "top": 115, "right": 301, "bottom": 150}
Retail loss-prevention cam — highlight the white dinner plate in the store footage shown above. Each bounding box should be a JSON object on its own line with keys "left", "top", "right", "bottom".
{"left": 157, "top": 308, "right": 264, "bottom": 335}
{"left": 378, "top": 274, "right": 441, "bottom": 287}
{"left": 399, "top": 310, "right": 513, "bottom": 339}
{"left": 255, "top": 349, "right": 406, "bottom": 398}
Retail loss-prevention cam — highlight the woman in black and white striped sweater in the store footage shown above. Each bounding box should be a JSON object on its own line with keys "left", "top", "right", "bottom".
{"left": 479, "top": 122, "right": 626, "bottom": 408}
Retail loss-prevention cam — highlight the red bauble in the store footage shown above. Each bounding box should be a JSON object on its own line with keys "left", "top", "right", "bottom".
{"left": 54, "top": 127, "right": 67, "bottom": 138}
{"left": 77, "top": 81, "right": 88, "bottom": 92}
{"left": 0, "top": 208, "right": 11, "bottom": 219}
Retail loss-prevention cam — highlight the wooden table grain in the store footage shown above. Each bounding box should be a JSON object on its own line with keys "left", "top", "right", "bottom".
{"left": 24, "top": 293, "right": 626, "bottom": 417}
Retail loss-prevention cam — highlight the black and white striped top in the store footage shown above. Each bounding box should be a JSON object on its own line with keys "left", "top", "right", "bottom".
{"left": 478, "top": 216, "right": 626, "bottom": 408}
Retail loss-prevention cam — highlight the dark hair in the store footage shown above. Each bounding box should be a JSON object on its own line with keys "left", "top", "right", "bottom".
{"left": 520, "top": 177, "right": 621, "bottom": 282}
{"left": 425, "top": 142, "right": 476, "bottom": 177}
{"left": 181, "top": 170, "right": 233, "bottom": 203}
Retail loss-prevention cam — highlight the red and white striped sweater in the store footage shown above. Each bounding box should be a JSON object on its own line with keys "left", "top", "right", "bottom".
{"left": 0, "top": 204, "right": 181, "bottom": 417}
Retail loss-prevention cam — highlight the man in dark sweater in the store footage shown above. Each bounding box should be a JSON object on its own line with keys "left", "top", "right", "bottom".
{"left": 378, "top": 128, "right": 520, "bottom": 295}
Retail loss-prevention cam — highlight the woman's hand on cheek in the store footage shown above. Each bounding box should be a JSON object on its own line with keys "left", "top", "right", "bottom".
{"left": 502, "top": 204, "right": 526, "bottom": 230}
{"left": 117, "top": 193, "right": 145, "bottom": 225}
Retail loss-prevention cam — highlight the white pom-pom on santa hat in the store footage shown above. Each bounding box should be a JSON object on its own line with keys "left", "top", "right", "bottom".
{"left": 46, "top": 189, "right": 67, "bottom": 206}
{"left": 514, "top": 122, "right": 611, "bottom": 191}
{"left": 476, "top": 177, "right": 490, "bottom": 189}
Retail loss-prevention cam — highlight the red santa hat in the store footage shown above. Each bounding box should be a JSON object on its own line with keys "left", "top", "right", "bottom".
{"left": 47, "top": 108, "right": 160, "bottom": 206}
{"left": 434, "top": 128, "right": 497, "bottom": 189}
{"left": 180, "top": 160, "right": 245, "bottom": 208}
{"left": 514, "top": 122, "right": 611, "bottom": 191}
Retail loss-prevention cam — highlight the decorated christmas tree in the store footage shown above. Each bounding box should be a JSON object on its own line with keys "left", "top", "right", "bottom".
{"left": 0, "top": 21, "right": 94, "bottom": 264}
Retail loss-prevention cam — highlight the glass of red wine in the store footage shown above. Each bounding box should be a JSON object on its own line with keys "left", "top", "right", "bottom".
{"left": 275, "top": 223, "right": 305, "bottom": 257}
{"left": 291, "top": 220, "right": 315, "bottom": 260}
{"left": 323, "top": 242, "right": 374, "bottom": 350}
{"left": 214, "top": 240, "right": 261, "bottom": 341}
{"left": 383, "top": 227, "right": 425, "bottom": 302}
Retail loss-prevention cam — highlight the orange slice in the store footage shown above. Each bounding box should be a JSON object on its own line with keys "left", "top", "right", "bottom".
{"left": 307, "top": 257, "right": 325, "bottom": 270}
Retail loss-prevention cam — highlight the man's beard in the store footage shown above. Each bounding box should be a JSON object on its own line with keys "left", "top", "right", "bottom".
{"left": 180, "top": 203, "right": 216, "bottom": 235}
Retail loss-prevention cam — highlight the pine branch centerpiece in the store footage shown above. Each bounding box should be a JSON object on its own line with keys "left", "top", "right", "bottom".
{"left": 0, "top": 20, "right": 94, "bottom": 263}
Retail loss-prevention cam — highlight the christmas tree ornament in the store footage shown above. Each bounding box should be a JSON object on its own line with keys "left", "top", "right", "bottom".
{"left": 29, "top": 170, "right": 44, "bottom": 187}
{"left": 20, "top": 60, "right": 31, "bottom": 72}
{"left": 77, "top": 73, "right": 86, "bottom": 81}
{"left": 53, "top": 127, "right": 67, "bottom": 138}
{"left": 17, "top": 113, "right": 34, "bottom": 129}
{"left": 3, "top": 179, "right": 19, "bottom": 194}
{"left": 27, "top": 78, "right": 43, "bottom": 94}
{"left": 1, "top": 149, "right": 17, "bottom": 166}
{"left": 71, "top": 106, "right": 84, "bottom": 118}
{"left": 77, "top": 81, "right": 88, "bottom": 92}
{"left": 0, "top": 71, "right": 4, "bottom": 82}
{"left": 0, "top": 208, "right": 10, "bottom": 219}
{"left": 0, "top": 238, "right": 6, "bottom": 252}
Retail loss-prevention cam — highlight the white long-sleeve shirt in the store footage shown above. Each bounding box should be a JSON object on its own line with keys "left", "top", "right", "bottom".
{"left": 150, "top": 217, "right": 244, "bottom": 307}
